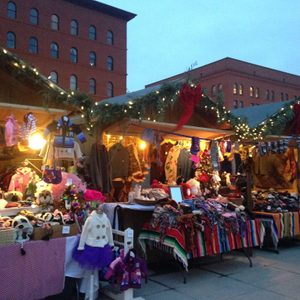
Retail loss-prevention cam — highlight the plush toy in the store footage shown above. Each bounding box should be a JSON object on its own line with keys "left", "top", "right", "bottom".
{"left": 180, "top": 183, "right": 193, "bottom": 199}
{"left": 186, "top": 178, "right": 201, "bottom": 197}
{"left": 4, "top": 191, "right": 23, "bottom": 202}
{"left": 12, "top": 215, "right": 33, "bottom": 243}
{"left": 36, "top": 190, "right": 54, "bottom": 211}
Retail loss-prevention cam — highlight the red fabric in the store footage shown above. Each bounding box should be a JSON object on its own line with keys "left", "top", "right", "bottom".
{"left": 174, "top": 83, "right": 202, "bottom": 131}
{"left": 290, "top": 104, "right": 300, "bottom": 134}
{"left": 84, "top": 189, "right": 106, "bottom": 202}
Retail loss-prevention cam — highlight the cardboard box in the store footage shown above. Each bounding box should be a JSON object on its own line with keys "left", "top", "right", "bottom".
{"left": 31, "top": 223, "right": 79, "bottom": 240}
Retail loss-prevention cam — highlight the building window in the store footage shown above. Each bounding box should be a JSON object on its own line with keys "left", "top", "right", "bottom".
{"left": 211, "top": 85, "right": 217, "bottom": 96}
{"left": 251, "top": 103, "right": 255, "bottom": 106}
{"left": 233, "top": 100, "right": 238, "bottom": 109}
{"left": 107, "top": 81, "right": 114, "bottom": 97}
{"left": 255, "top": 87, "right": 259, "bottom": 98}
{"left": 49, "top": 71, "right": 58, "bottom": 84}
{"left": 266, "top": 89, "right": 270, "bottom": 101}
{"left": 239, "top": 84, "right": 243, "bottom": 95}
{"left": 285, "top": 93, "right": 289, "bottom": 101}
{"left": 233, "top": 83, "right": 238, "bottom": 95}
{"left": 50, "top": 42, "right": 59, "bottom": 58}
{"left": 70, "top": 20, "right": 78, "bottom": 36}
{"left": 107, "top": 30, "right": 114, "bottom": 45}
{"left": 29, "top": 37, "right": 38, "bottom": 54}
{"left": 89, "top": 78, "right": 96, "bottom": 94}
{"left": 89, "top": 51, "right": 96, "bottom": 66}
{"left": 51, "top": 14, "right": 59, "bottom": 31}
{"left": 30, "top": 8, "right": 38, "bottom": 25}
{"left": 7, "top": 1, "right": 16, "bottom": 19}
{"left": 6, "top": 31, "right": 16, "bottom": 49}
{"left": 70, "top": 47, "right": 78, "bottom": 63}
{"left": 249, "top": 86, "right": 254, "bottom": 97}
{"left": 70, "top": 75, "right": 77, "bottom": 91}
{"left": 218, "top": 83, "right": 223, "bottom": 92}
{"left": 281, "top": 92, "right": 284, "bottom": 101}
{"left": 89, "top": 25, "right": 96, "bottom": 40}
{"left": 239, "top": 100, "right": 244, "bottom": 108}
{"left": 106, "top": 56, "right": 113, "bottom": 71}
{"left": 271, "top": 91, "right": 275, "bottom": 102}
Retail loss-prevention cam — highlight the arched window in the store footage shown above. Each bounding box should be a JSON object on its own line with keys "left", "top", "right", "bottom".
{"left": 89, "top": 78, "right": 96, "bottom": 95}
{"left": 249, "top": 86, "right": 254, "bottom": 97}
{"left": 266, "top": 89, "right": 270, "bottom": 101}
{"left": 29, "top": 37, "right": 38, "bottom": 54}
{"left": 239, "top": 84, "right": 243, "bottom": 95}
{"left": 107, "top": 81, "right": 114, "bottom": 97}
{"left": 106, "top": 56, "right": 113, "bottom": 71}
{"left": 70, "top": 47, "right": 78, "bottom": 63}
{"left": 271, "top": 91, "right": 275, "bottom": 102}
{"left": 6, "top": 31, "right": 16, "bottom": 49}
{"left": 70, "top": 20, "right": 78, "bottom": 36}
{"left": 211, "top": 85, "right": 217, "bottom": 96}
{"left": 239, "top": 100, "right": 244, "bottom": 108}
{"left": 89, "top": 25, "right": 96, "bottom": 40}
{"left": 89, "top": 51, "right": 96, "bottom": 66}
{"left": 50, "top": 42, "right": 59, "bottom": 58}
{"left": 281, "top": 92, "right": 284, "bottom": 101}
{"left": 30, "top": 8, "right": 39, "bottom": 25}
{"left": 218, "top": 83, "right": 223, "bottom": 92}
{"left": 7, "top": 1, "right": 16, "bottom": 19}
{"left": 51, "top": 14, "right": 59, "bottom": 31}
{"left": 233, "top": 100, "right": 238, "bottom": 109}
{"left": 285, "top": 93, "right": 289, "bottom": 101}
{"left": 70, "top": 75, "right": 77, "bottom": 91}
{"left": 233, "top": 83, "right": 238, "bottom": 95}
{"left": 107, "top": 30, "right": 114, "bottom": 45}
{"left": 255, "top": 87, "right": 259, "bottom": 98}
{"left": 49, "top": 71, "right": 58, "bottom": 84}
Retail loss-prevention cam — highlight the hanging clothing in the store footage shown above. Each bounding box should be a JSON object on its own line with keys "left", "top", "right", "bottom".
{"left": 165, "top": 145, "right": 182, "bottom": 184}
{"left": 20, "top": 112, "right": 37, "bottom": 141}
{"left": 127, "top": 144, "right": 142, "bottom": 177}
{"left": 177, "top": 148, "right": 193, "bottom": 181}
{"left": 89, "top": 143, "right": 112, "bottom": 193}
{"left": 8, "top": 167, "right": 40, "bottom": 194}
{"left": 5, "top": 115, "right": 19, "bottom": 146}
{"left": 109, "top": 143, "right": 130, "bottom": 180}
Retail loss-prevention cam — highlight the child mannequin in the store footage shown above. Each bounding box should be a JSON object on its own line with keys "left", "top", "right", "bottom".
{"left": 73, "top": 203, "right": 114, "bottom": 270}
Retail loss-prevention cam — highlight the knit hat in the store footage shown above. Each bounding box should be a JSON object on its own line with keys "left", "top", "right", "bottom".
{"left": 190, "top": 137, "right": 200, "bottom": 155}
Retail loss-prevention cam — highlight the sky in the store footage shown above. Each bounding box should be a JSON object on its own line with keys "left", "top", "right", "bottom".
{"left": 99, "top": 0, "right": 300, "bottom": 93}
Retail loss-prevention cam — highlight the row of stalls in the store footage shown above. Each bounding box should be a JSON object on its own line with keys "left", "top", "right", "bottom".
{"left": 0, "top": 45, "right": 300, "bottom": 299}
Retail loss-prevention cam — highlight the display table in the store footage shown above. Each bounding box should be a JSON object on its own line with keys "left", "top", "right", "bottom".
{"left": 139, "top": 219, "right": 264, "bottom": 271}
{"left": 253, "top": 211, "right": 300, "bottom": 250}
{"left": 0, "top": 238, "right": 66, "bottom": 300}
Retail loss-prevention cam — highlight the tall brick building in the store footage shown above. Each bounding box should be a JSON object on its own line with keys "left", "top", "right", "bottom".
{"left": 0, "top": 0, "right": 135, "bottom": 101}
{"left": 146, "top": 57, "right": 300, "bottom": 109}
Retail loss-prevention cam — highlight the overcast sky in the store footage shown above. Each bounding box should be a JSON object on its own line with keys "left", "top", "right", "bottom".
{"left": 99, "top": 0, "right": 300, "bottom": 93}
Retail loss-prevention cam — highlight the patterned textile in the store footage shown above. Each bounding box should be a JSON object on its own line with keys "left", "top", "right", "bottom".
{"left": 139, "top": 219, "right": 263, "bottom": 271}
{"left": 164, "top": 145, "right": 182, "bottom": 184}
{"left": 0, "top": 238, "right": 66, "bottom": 300}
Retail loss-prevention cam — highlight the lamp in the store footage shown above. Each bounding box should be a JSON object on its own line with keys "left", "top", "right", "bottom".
{"left": 28, "top": 132, "right": 46, "bottom": 150}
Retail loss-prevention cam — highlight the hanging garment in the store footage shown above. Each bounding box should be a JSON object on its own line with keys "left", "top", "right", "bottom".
{"left": 89, "top": 143, "right": 112, "bottom": 193}
{"left": 5, "top": 115, "right": 19, "bottom": 146}
{"left": 109, "top": 143, "right": 130, "bottom": 180}
{"left": 165, "top": 145, "right": 182, "bottom": 184}
{"left": 20, "top": 112, "right": 37, "bottom": 141}
{"left": 177, "top": 148, "right": 193, "bottom": 181}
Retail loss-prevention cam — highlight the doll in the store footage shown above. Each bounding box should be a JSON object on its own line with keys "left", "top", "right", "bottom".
{"left": 73, "top": 203, "right": 114, "bottom": 270}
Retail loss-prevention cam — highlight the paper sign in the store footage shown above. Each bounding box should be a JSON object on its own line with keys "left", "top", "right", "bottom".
{"left": 62, "top": 226, "right": 70, "bottom": 235}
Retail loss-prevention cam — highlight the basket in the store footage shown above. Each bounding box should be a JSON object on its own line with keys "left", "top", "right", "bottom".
{"left": 0, "top": 228, "right": 15, "bottom": 247}
{"left": 134, "top": 198, "right": 157, "bottom": 206}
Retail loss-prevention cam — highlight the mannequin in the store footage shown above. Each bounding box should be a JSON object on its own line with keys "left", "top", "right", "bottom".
{"left": 73, "top": 204, "right": 114, "bottom": 270}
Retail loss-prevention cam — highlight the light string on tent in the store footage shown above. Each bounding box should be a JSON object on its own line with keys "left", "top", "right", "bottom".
{"left": 2, "top": 46, "right": 299, "bottom": 141}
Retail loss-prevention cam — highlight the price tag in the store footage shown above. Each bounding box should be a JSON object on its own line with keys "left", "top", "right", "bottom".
{"left": 62, "top": 225, "right": 70, "bottom": 235}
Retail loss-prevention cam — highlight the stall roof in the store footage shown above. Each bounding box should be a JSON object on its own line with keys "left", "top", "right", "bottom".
{"left": 104, "top": 118, "right": 233, "bottom": 140}
{"left": 231, "top": 100, "right": 294, "bottom": 128}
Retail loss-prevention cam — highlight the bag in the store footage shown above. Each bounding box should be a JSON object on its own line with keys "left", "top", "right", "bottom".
{"left": 42, "top": 167, "right": 62, "bottom": 184}
{"left": 53, "top": 135, "right": 74, "bottom": 148}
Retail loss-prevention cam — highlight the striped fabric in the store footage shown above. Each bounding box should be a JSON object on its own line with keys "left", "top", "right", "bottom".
{"left": 139, "top": 219, "right": 264, "bottom": 270}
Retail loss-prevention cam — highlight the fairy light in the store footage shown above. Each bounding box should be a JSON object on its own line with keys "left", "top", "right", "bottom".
{"left": 124, "top": 109, "right": 127, "bottom": 113}
{"left": 81, "top": 106, "right": 84, "bottom": 110}
{"left": 49, "top": 83, "right": 54, "bottom": 88}
{"left": 13, "top": 62, "right": 19, "bottom": 67}
{"left": 22, "top": 65, "right": 26, "bottom": 69}
{"left": 3, "top": 49, "right": 7, "bottom": 54}
{"left": 105, "top": 103, "right": 109, "bottom": 107}
{"left": 128, "top": 101, "right": 133, "bottom": 105}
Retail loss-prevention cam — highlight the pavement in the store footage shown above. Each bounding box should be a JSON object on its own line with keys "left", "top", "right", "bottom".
{"left": 100, "top": 241, "right": 300, "bottom": 300}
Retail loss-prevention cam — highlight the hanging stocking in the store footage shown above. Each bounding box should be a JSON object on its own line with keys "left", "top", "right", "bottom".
{"left": 174, "top": 83, "right": 202, "bottom": 131}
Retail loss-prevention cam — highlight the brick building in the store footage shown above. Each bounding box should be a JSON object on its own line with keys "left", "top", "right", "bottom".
{"left": 146, "top": 57, "right": 300, "bottom": 109}
{"left": 0, "top": 0, "right": 135, "bottom": 101}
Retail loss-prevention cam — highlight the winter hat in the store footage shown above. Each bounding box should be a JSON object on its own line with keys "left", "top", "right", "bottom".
{"left": 180, "top": 183, "right": 192, "bottom": 199}
{"left": 190, "top": 137, "right": 200, "bottom": 155}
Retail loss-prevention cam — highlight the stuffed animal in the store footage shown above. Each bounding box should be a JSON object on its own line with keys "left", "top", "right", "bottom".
{"left": 4, "top": 191, "right": 23, "bottom": 202}
{"left": 36, "top": 190, "right": 54, "bottom": 211}
{"left": 12, "top": 215, "right": 33, "bottom": 243}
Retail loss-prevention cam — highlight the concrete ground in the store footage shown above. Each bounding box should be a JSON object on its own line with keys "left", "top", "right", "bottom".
{"left": 102, "top": 242, "right": 300, "bottom": 300}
